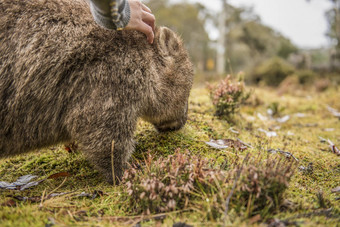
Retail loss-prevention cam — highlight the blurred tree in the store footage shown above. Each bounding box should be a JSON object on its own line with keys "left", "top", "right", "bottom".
{"left": 325, "top": 0, "right": 340, "bottom": 70}
{"left": 277, "top": 37, "right": 298, "bottom": 59}
{"left": 216, "top": 0, "right": 227, "bottom": 75}
{"left": 308, "top": 0, "right": 340, "bottom": 71}
{"left": 146, "top": 0, "right": 211, "bottom": 71}
{"left": 145, "top": 0, "right": 297, "bottom": 76}
{"left": 239, "top": 22, "right": 297, "bottom": 59}
{"left": 222, "top": 6, "right": 297, "bottom": 74}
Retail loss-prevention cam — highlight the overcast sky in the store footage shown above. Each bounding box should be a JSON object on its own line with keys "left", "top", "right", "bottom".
{"left": 171, "top": 0, "right": 333, "bottom": 49}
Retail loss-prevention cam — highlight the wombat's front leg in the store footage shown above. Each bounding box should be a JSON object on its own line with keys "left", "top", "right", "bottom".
{"left": 78, "top": 133, "right": 135, "bottom": 184}
{"left": 72, "top": 113, "right": 136, "bottom": 184}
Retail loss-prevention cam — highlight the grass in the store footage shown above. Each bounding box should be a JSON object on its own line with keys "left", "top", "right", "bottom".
{"left": 0, "top": 82, "right": 340, "bottom": 226}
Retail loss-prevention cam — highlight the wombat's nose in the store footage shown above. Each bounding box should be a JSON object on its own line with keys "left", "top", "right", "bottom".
{"left": 155, "top": 119, "right": 186, "bottom": 133}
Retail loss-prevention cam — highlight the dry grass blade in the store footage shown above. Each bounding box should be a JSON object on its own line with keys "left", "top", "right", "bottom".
{"left": 111, "top": 140, "right": 115, "bottom": 186}
{"left": 48, "top": 176, "right": 68, "bottom": 196}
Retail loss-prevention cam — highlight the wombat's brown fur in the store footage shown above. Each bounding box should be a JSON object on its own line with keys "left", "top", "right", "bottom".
{"left": 0, "top": 0, "right": 193, "bottom": 183}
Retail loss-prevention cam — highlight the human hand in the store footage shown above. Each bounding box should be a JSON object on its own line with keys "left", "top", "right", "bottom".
{"left": 125, "top": 0, "right": 155, "bottom": 44}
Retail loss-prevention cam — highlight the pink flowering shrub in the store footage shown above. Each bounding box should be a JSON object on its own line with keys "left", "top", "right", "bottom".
{"left": 122, "top": 149, "right": 225, "bottom": 214}
{"left": 208, "top": 75, "right": 250, "bottom": 117}
{"left": 122, "top": 150, "right": 296, "bottom": 219}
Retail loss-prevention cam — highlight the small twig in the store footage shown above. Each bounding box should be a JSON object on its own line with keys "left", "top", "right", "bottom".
{"left": 224, "top": 153, "right": 250, "bottom": 224}
{"left": 67, "top": 210, "right": 75, "bottom": 221}
{"left": 327, "top": 139, "right": 340, "bottom": 156}
{"left": 48, "top": 176, "right": 68, "bottom": 196}
{"left": 111, "top": 140, "right": 115, "bottom": 186}
{"left": 278, "top": 149, "right": 299, "bottom": 162}
{"left": 237, "top": 138, "right": 253, "bottom": 148}
{"left": 319, "top": 136, "right": 327, "bottom": 143}
{"left": 39, "top": 189, "right": 47, "bottom": 208}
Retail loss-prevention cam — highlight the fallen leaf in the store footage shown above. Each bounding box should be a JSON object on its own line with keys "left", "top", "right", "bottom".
{"left": 11, "top": 195, "right": 41, "bottom": 202}
{"left": 267, "top": 108, "right": 274, "bottom": 116}
{"left": 205, "top": 139, "right": 229, "bottom": 149}
{"left": 20, "top": 179, "right": 44, "bottom": 190}
{"left": 14, "top": 175, "right": 38, "bottom": 186}
{"left": 74, "top": 190, "right": 105, "bottom": 199}
{"left": 295, "top": 113, "right": 307, "bottom": 118}
{"left": 327, "top": 139, "right": 340, "bottom": 156}
{"left": 327, "top": 106, "right": 340, "bottom": 119}
{"left": 49, "top": 192, "right": 72, "bottom": 198}
{"left": 331, "top": 186, "right": 340, "bottom": 193}
{"left": 257, "top": 113, "right": 268, "bottom": 121}
{"left": 258, "top": 128, "right": 277, "bottom": 137}
{"left": 0, "top": 175, "right": 38, "bottom": 190}
{"left": 47, "top": 172, "right": 71, "bottom": 179}
{"left": 205, "top": 139, "right": 248, "bottom": 151}
{"left": 228, "top": 127, "right": 239, "bottom": 134}
{"left": 294, "top": 123, "right": 318, "bottom": 127}
{"left": 287, "top": 131, "right": 295, "bottom": 136}
{"left": 305, "top": 123, "right": 318, "bottom": 127}
{"left": 75, "top": 192, "right": 92, "bottom": 198}
{"left": 1, "top": 199, "right": 17, "bottom": 207}
{"left": 269, "top": 125, "right": 281, "bottom": 131}
{"left": 244, "top": 115, "right": 256, "bottom": 122}
{"left": 0, "top": 181, "right": 15, "bottom": 190}
{"left": 319, "top": 137, "right": 327, "bottom": 143}
{"left": 237, "top": 138, "right": 253, "bottom": 148}
{"left": 268, "top": 149, "right": 299, "bottom": 161}
{"left": 0, "top": 172, "right": 70, "bottom": 190}
{"left": 276, "top": 115, "right": 290, "bottom": 123}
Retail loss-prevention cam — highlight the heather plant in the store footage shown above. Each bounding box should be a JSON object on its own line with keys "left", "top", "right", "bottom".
{"left": 195, "top": 155, "right": 297, "bottom": 221}
{"left": 208, "top": 75, "right": 250, "bottom": 118}
{"left": 232, "top": 156, "right": 297, "bottom": 217}
{"left": 122, "top": 149, "right": 225, "bottom": 214}
{"left": 122, "top": 150, "right": 296, "bottom": 220}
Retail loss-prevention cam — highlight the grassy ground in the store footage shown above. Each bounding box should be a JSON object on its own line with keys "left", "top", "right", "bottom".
{"left": 0, "top": 82, "right": 339, "bottom": 226}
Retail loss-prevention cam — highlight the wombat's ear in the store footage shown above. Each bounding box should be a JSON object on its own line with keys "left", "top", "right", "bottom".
{"left": 156, "top": 26, "right": 182, "bottom": 56}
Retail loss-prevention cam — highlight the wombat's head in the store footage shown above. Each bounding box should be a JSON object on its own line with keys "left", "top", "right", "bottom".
{"left": 143, "top": 27, "right": 193, "bottom": 132}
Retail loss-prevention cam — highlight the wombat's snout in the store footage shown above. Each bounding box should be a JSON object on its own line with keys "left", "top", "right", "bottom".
{"left": 155, "top": 117, "right": 187, "bottom": 133}
{"left": 155, "top": 104, "right": 188, "bottom": 132}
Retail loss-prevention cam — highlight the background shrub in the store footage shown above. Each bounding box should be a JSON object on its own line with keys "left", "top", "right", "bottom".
{"left": 295, "top": 70, "right": 318, "bottom": 85}
{"left": 252, "top": 57, "right": 295, "bottom": 86}
{"left": 207, "top": 75, "right": 250, "bottom": 118}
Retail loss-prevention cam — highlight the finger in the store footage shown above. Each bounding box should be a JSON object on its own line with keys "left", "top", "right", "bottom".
{"left": 138, "top": 22, "right": 154, "bottom": 44}
{"left": 141, "top": 3, "right": 152, "bottom": 13}
{"left": 142, "top": 11, "right": 156, "bottom": 31}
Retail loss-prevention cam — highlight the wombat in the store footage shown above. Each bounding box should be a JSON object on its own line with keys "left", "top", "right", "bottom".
{"left": 0, "top": 0, "right": 193, "bottom": 183}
